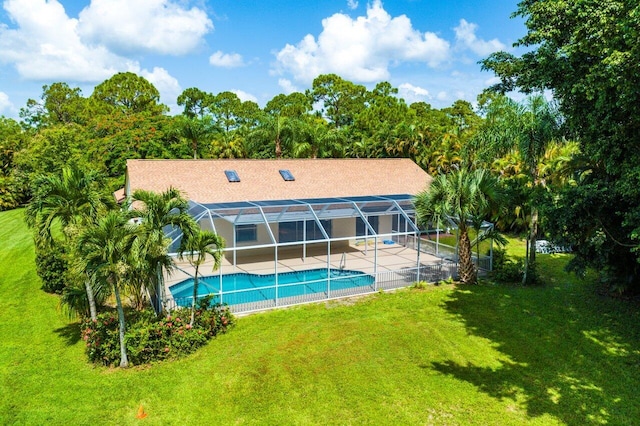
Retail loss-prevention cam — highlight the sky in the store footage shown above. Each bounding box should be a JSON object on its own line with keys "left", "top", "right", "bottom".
{"left": 0, "top": 0, "right": 526, "bottom": 119}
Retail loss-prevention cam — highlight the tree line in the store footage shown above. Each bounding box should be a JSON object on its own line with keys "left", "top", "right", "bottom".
{"left": 0, "top": 72, "right": 484, "bottom": 210}
{"left": 0, "top": 71, "right": 569, "bottom": 237}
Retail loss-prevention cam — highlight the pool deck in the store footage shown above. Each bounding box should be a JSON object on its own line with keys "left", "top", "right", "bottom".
{"left": 165, "top": 241, "right": 442, "bottom": 295}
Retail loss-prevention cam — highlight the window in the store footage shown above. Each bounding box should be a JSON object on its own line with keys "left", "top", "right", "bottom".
{"left": 278, "top": 221, "right": 301, "bottom": 243}
{"left": 279, "top": 169, "right": 295, "bottom": 181}
{"left": 279, "top": 220, "right": 331, "bottom": 242}
{"left": 236, "top": 224, "right": 257, "bottom": 242}
{"left": 356, "top": 215, "right": 379, "bottom": 236}
{"left": 307, "top": 219, "right": 331, "bottom": 240}
{"left": 224, "top": 170, "right": 240, "bottom": 182}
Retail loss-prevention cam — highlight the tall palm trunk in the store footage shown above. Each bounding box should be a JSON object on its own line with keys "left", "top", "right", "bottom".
{"left": 112, "top": 277, "right": 129, "bottom": 368}
{"left": 74, "top": 237, "right": 98, "bottom": 320}
{"left": 458, "top": 229, "right": 477, "bottom": 284}
{"left": 528, "top": 207, "right": 538, "bottom": 265}
{"left": 523, "top": 164, "right": 539, "bottom": 285}
{"left": 190, "top": 263, "right": 200, "bottom": 326}
{"left": 84, "top": 274, "right": 97, "bottom": 321}
{"left": 522, "top": 206, "right": 539, "bottom": 285}
{"left": 275, "top": 135, "right": 282, "bottom": 159}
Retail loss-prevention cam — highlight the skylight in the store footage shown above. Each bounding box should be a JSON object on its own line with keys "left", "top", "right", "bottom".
{"left": 224, "top": 170, "right": 240, "bottom": 182}
{"left": 279, "top": 169, "right": 295, "bottom": 181}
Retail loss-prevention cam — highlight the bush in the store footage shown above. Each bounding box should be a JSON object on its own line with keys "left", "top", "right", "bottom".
{"left": 80, "top": 299, "right": 235, "bottom": 366}
{"left": 0, "top": 175, "right": 23, "bottom": 211}
{"left": 490, "top": 247, "right": 540, "bottom": 285}
{"left": 34, "top": 241, "right": 68, "bottom": 294}
{"left": 411, "top": 281, "right": 429, "bottom": 290}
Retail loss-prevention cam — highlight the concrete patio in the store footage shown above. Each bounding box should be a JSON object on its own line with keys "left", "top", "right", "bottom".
{"left": 162, "top": 240, "right": 453, "bottom": 313}
{"left": 166, "top": 240, "right": 443, "bottom": 289}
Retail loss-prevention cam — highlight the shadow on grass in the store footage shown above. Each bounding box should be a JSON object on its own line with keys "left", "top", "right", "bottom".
{"left": 432, "top": 254, "right": 640, "bottom": 425}
{"left": 54, "top": 322, "right": 81, "bottom": 346}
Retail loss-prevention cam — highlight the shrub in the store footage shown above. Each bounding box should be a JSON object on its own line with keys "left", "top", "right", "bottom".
{"left": 80, "top": 299, "right": 235, "bottom": 366}
{"left": 0, "top": 175, "right": 23, "bottom": 211}
{"left": 411, "top": 281, "right": 429, "bottom": 290}
{"left": 34, "top": 241, "right": 68, "bottom": 294}
{"left": 490, "top": 247, "right": 539, "bottom": 285}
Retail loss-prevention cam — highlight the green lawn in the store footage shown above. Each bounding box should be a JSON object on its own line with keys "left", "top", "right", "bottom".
{"left": 1, "top": 208, "right": 639, "bottom": 425}
{"left": 424, "top": 228, "right": 493, "bottom": 255}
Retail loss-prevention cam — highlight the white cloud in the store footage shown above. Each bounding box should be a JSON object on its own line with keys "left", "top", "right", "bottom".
{"left": 209, "top": 51, "right": 245, "bottom": 68}
{"left": 139, "top": 66, "right": 181, "bottom": 104}
{"left": 77, "top": 0, "right": 212, "bottom": 55}
{"left": 454, "top": 19, "right": 505, "bottom": 56}
{"left": 0, "top": 0, "right": 130, "bottom": 81}
{"left": 278, "top": 78, "right": 299, "bottom": 94}
{"left": 398, "top": 83, "right": 430, "bottom": 104}
{"left": 233, "top": 90, "right": 258, "bottom": 103}
{"left": 436, "top": 91, "right": 448, "bottom": 101}
{"left": 0, "top": 0, "right": 212, "bottom": 84}
{"left": 347, "top": 0, "right": 358, "bottom": 10}
{"left": 274, "top": 0, "right": 450, "bottom": 84}
{"left": 0, "top": 92, "right": 15, "bottom": 115}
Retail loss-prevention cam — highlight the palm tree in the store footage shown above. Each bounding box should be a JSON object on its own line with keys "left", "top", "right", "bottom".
{"left": 415, "top": 168, "right": 501, "bottom": 284}
{"left": 175, "top": 115, "right": 217, "bottom": 159}
{"left": 247, "top": 114, "right": 296, "bottom": 159}
{"left": 129, "top": 188, "right": 195, "bottom": 313}
{"left": 211, "top": 131, "right": 246, "bottom": 159}
{"left": 24, "top": 166, "right": 110, "bottom": 320}
{"left": 474, "top": 94, "right": 562, "bottom": 283}
{"left": 178, "top": 229, "right": 225, "bottom": 326}
{"left": 77, "top": 210, "right": 136, "bottom": 367}
{"left": 292, "top": 119, "right": 345, "bottom": 158}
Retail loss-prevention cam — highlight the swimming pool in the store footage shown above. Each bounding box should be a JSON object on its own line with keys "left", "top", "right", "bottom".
{"left": 169, "top": 268, "right": 375, "bottom": 307}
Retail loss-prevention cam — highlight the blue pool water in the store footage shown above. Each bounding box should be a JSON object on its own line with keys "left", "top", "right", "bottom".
{"left": 169, "top": 268, "right": 374, "bottom": 307}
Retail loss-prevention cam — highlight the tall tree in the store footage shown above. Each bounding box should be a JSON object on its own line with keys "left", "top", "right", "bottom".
{"left": 264, "top": 92, "right": 312, "bottom": 118}
{"left": 292, "top": 118, "right": 345, "bottom": 159}
{"left": 481, "top": 0, "right": 640, "bottom": 292}
{"left": 174, "top": 115, "right": 217, "bottom": 159}
{"left": 20, "top": 82, "right": 88, "bottom": 128}
{"left": 247, "top": 114, "right": 297, "bottom": 159}
{"left": 13, "top": 124, "right": 89, "bottom": 184}
{"left": 474, "top": 94, "right": 562, "bottom": 283}
{"left": 0, "top": 117, "right": 26, "bottom": 209}
{"left": 415, "top": 168, "right": 501, "bottom": 284}
{"left": 77, "top": 210, "right": 136, "bottom": 367}
{"left": 129, "top": 188, "right": 195, "bottom": 313}
{"left": 209, "top": 91, "right": 243, "bottom": 133}
{"left": 178, "top": 229, "right": 225, "bottom": 326}
{"left": 308, "top": 74, "right": 366, "bottom": 128}
{"left": 177, "top": 87, "right": 213, "bottom": 119}
{"left": 25, "top": 166, "right": 110, "bottom": 320}
{"left": 91, "top": 72, "right": 167, "bottom": 116}
{"left": 86, "top": 113, "right": 177, "bottom": 177}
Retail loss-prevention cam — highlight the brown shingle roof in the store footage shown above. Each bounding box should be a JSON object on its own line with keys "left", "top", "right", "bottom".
{"left": 125, "top": 158, "right": 431, "bottom": 203}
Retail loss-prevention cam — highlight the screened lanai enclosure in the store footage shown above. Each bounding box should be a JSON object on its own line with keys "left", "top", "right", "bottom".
{"left": 163, "top": 194, "right": 494, "bottom": 314}
{"left": 121, "top": 158, "right": 493, "bottom": 314}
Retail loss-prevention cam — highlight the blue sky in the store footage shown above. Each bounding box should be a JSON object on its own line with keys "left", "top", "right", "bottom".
{"left": 0, "top": 0, "right": 525, "bottom": 119}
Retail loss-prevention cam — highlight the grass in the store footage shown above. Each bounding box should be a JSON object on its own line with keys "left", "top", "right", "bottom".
{"left": 424, "top": 228, "right": 493, "bottom": 255}
{"left": 1, "top": 208, "right": 639, "bottom": 425}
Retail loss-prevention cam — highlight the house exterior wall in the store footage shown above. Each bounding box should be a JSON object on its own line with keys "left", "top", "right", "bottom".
{"left": 211, "top": 219, "right": 233, "bottom": 243}
{"left": 210, "top": 215, "right": 407, "bottom": 251}
{"left": 251, "top": 222, "right": 277, "bottom": 246}
{"left": 198, "top": 217, "right": 215, "bottom": 233}
{"left": 379, "top": 215, "right": 392, "bottom": 235}
{"left": 331, "top": 217, "right": 355, "bottom": 239}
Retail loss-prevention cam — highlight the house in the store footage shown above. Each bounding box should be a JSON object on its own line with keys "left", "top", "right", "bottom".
{"left": 122, "top": 158, "right": 459, "bottom": 313}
